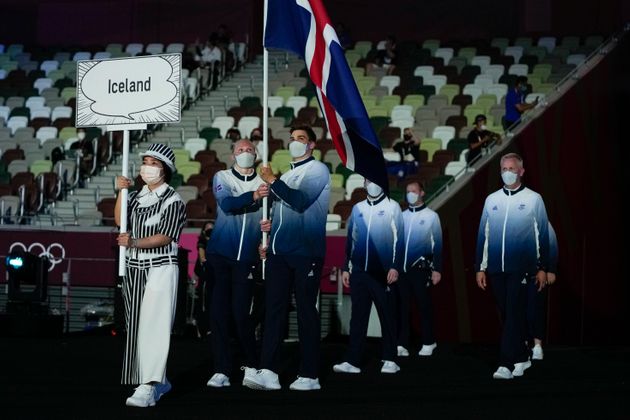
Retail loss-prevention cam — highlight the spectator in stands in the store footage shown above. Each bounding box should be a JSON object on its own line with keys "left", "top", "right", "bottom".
{"left": 193, "top": 220, "right": 215, "bottom": 336}
{"left": 466, "top": 114, "right": 501, "bottom": 164}
{"left": 475, "top": 152, "right": 549, "bottom": 380}
{"left": 335, "top": 23, "right": 353, "bottom": 50}
{"left": 195, "top": 37, "right": 222, "bottom": 90}
{"left": 396, "top": 181, "right": 442, "bottom": 358}
{"left": 527, "top": 222, "right": 558, "bottom": 361}
{"left": 366, "top": 35, "right": 397, "bottom": 75}
{"left": 226, "top": 127, "right": 241, "bottom": 142}
{"left": 213, "top": 25, "right": 236, "bottom": 75}
{"left": 333, "top": 179, "right": 403, "bottom": 375}
{"left": 245, "top": 125, "right": 330, "bottom": 391}
{"left": 205, "top": 139, "right": 269, "bottom": 388}
{"left": 114, "top": 143, "right": 187, "bottom": 407}
{"left": 393, "top": 128, "right": 421, "bottom": 162}
{"left": 248, "top": 127, "right": 265, "bottom": 163}
{"left": 504, "top": 76, "right": 538, "bottom": 130}
{"left": 69, "top": 128, "right": 95, "bottom": 184}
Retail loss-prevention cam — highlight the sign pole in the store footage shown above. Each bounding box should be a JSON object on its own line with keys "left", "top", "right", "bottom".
{"left": 118, "top": 129, "right": 130, "bottom": 276}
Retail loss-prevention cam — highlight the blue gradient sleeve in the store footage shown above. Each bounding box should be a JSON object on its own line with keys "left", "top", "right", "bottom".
{"left": 535, "top": 195, "right": 550, "bottom": 271}
{"left": 392, "top": 203, "right": 404, "bottom": 271}
{"left": 548, "top": 223, "right": 558, "bottom": 273}
{"left": 432, "top": 213, "right": 443, "bottom": 272}
{"left": 344, "top": 206, "right": 356, "bottom": 272}
{"left": 271, "top": 163, "right": 329, "bottom": 212}
{"left": 475, "top": 199, "right": 490, "bottom": 272}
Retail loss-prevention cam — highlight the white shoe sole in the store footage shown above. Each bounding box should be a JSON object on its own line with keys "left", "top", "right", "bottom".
{"left": 333, "top": 367, "right": 360, "bottom": 374}
{"left": 126, "top": 398, "right": 156, "bottom": 407}
{"left": 242, "top": 378, "right": 281, "bottom": 391}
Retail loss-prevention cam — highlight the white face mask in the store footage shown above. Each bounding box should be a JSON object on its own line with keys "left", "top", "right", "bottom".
{"left": 480, "top": 124, "right": 487, "bottom": 131}
{"left": 289, "top": 140, "right": 309, "bottom": 158}
{"left": 235, "top": 152, "right": 255, "bottom": 168}
{"left": 501, "top": 170, "right": 518, "bottom": 186}
{"left": 366, "top": 182, "right": 383, "bottom": 197}
{"left": 406, "top": 191, "right": 419, "bottom": 204}
{"left": 140, "top": 164, "right": 163, "bottom": 185}
{"left": 77, "top": 132, "right": 86, "bottom": 140}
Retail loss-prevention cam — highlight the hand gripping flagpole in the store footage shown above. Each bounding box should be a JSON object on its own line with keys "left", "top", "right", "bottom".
{"left": 261, "top": 0, "right": 270, "bottom": 279}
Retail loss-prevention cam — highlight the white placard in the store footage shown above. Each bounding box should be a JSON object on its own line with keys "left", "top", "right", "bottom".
{"left": 75, "top": 53, "right": 181, "bottom": 127}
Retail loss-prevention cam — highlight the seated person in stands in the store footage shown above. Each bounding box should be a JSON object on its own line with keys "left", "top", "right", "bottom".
{"left": 249, "top": 128, "right": 265, "bottom": 163}
{"left": 393, "top": 128, "right": 421, "bottom": 162}
{"left": 366, "top": 35, "right": 397, "bottom": 75}
{"left": 69, "top": 128, "right": 95, "bottom": 180}
{"left": 226, "top": 128, "right": 241, "bottom": 142}
{"left": 195, "top": 37, "right": 222, "bottom": 90}
{"left": 466, "top": 114, "right": 501, "bottom": 165}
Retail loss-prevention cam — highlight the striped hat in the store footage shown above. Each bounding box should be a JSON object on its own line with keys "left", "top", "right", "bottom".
{"left": 139, "top": 143, "right": 176, "bottom": 172}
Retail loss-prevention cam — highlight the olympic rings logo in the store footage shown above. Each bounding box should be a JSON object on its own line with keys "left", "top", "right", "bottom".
{"left": 8, "top": 242, "right": 66, "bottom": 272}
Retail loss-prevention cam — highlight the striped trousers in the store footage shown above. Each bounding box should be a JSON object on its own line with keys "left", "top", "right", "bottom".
{"left": 121, "top": 263, "right": 178, "bottom": 384}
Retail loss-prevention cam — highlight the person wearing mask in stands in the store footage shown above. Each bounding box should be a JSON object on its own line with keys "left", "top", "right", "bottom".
{"left": 245, "top": 125, "right": 330, "bottom": 391}
{"left": 466, "top": 114, "right": 501, "bottom": 164}
{"left": 393, "top": 128, "right": 421, "bottom": 163}
{"left": 205, "top": 139, "right": 269, "bottom": 388}
{"left": 504, "top": 76, "right": 538, "bottom": 130}
{"left": 396, "top": 181, "right": 442, "bottom": 358}
{"left": 475, "top": 152, "right": 549, "bottom": 380}
{"left": 114, "top": 143, "right": 186, "bottom": 407}
{"left": 69, "top": 127, "right": 95, "bottom": 181}
{"left": 333, "top": 179, "right": 404, "bottom": 375}
{"left": 249, "top": 127, "right": 265, "bottom": 163}
{"left": 226, "top": 128, "right": 241, "bottom": 142}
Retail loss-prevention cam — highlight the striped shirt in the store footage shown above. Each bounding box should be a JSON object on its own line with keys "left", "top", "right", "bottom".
{"left": 125, "top": 183, "right": 186, "bottom": 266}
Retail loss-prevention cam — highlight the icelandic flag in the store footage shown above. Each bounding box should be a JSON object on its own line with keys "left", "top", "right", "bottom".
{"left": 265, "top": 0, "right": 389, "bottom": 194}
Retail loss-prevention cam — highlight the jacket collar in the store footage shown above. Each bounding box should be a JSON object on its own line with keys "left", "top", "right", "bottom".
{"left": 408, "top": 203, "right": 427, "bottom": 212}
{"left": 367, "top": 194, "right": 387, "bottom": 206}
{"left": 502, "top": 184, "right": 525, "bottom": 196}
{"left": 231, "top": 167, "right": 256, "bottom": 181}
{"left": 290, "top": 156, "right": 314, "bottom": 169}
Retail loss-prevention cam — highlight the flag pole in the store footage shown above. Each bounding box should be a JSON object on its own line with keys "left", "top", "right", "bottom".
{"left": 261, "top": 0, "right": 270, "bottom": 277}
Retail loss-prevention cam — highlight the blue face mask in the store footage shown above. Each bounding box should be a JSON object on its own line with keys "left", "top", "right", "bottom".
{"left": 520, "top": 85, "right": 528, "bottom": 93}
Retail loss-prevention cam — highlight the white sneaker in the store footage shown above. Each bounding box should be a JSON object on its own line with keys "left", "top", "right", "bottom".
{"left": 289, "top": 376, "right": 321, "bottom": 391}
{"left": 381, "top": 360, "right": 400, "bottom": 374}
{"left": 241, "top": 366, "right": 257, "bottom": 386}
{"left": 154, "top": 379, "right": 171, "bottom": 401}
{"left": 532, "top": 344, "right": 544, "bottom": 360}
{"left": 492, "top": 366, "right": 514, "bottom": 380}
{"left": 207, "top": 373, "right": 231, "bottom": 387}
{"left": 397, "top": 346, "right": 409, "bottom": 357}
{"left": 332, "top": 362, "right": 361, "bottom": 373}
{"left": 125, "top": 384, "right": 156, "bottom": 407}
{"left": 418, "top": 343, "right": 437, "bottom": 356}
{"left": 242, "top": 368, "right": 281, "bottom": 390}
{"left": 512, "top": 360, "right": 532, "bottom": 377}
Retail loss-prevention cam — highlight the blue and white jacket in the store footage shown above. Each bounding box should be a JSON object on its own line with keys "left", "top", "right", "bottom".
{"left": 475, "top": 185, "right": 549, "bottom": 274}
{"left": 206, "top": 167, "right": 265, "bottom": 263}
{"left": 344, "top": 194, "right": 404, "bottom": 274}
{"left": 402, "top": 204, "right": 443, "bottom": 273}
{"left": 269, "top": 156, "right": 330, "bottom": 258}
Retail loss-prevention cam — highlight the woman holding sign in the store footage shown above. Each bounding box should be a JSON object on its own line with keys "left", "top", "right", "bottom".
{"left": 114, "top": 143, "right": 186, "bottom": 407}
